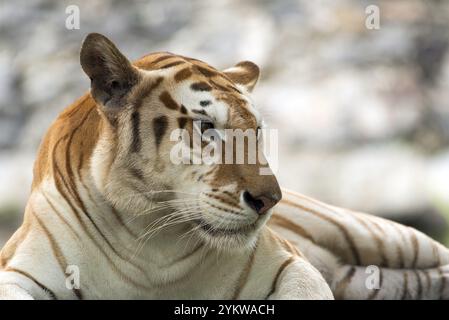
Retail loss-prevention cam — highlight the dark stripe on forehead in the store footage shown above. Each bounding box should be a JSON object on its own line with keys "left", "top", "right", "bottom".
{"left": 160, "top": 60, "right": 185, "bottom": 69}
{"left": 210, "top": 79, "right": 232, "bottom": 92}
{"left": 191, "top": 82, "right": 212, "bottom": 91}
{"left": 180, "top": 104, "right": 188, "bottom": 114}
{"left": 174, "top": 67, "right": 193, "bottom": 82}
{"left": 159, "top": 91, "right": 180, "bottom": 110}
{"left": 130, "top": 111, "right": 141, "bottom": 153}
{"left": 133, "top": 77, "right": 164, "bottom": 109}
{"left": 195, "top": 65, "right": 219, "bottom": 77}
{"left": 227, "top": 85, "right": 242, "bottom": 94}
{"left": 151, "top": 54, "right": 175, "bottom": 65}
{"left": 153, "top": 116, "right": 168, "bottom": 148}
{"left": 181, "top": 56, "right": 203, "bottom": 63}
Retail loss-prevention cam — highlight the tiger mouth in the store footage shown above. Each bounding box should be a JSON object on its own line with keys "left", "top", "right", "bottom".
{"left": 194, "top": 219, "right": 256, "bottom": 236}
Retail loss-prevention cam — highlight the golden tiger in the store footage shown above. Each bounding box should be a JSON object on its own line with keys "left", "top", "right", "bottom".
{"left": 0, "top": 33, "right": 447, "bottom": 299}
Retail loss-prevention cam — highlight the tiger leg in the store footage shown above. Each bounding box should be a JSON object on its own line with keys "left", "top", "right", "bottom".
{"left": 0, "top": 270, "right": 53, "bottom": 300}
{"left": 267, "top": 258, "right": 334, "bottom": 300}
{"left": 0, "top": 284, "right": 34, "bottom": 300}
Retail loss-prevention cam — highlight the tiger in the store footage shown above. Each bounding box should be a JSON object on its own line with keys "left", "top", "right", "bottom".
{"left": 0, "top": 33, "right": 447, "bottom": 300}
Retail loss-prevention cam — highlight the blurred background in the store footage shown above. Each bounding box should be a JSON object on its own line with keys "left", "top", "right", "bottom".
{"left": 1, "top": 0, "right": 449, "bottom": 246}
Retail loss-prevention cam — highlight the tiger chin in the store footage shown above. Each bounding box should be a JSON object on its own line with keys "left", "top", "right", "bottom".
{"left": 1, "top": 33, "right": 448, "bottom": 300}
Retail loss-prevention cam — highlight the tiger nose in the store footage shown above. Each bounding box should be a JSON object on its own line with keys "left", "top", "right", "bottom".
{"left": 243, "top": 190, "right": 281, "bottom": 215}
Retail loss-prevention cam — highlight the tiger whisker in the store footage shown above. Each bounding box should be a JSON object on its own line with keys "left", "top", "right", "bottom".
{"left": 120, "top": 189, "right": 198, "bottom": 202}
{"left": 136, "top": 203, "right": 207, "bottom": 239}
{"left": 137, "top": 208, "right": 205, "bottom": 240}
{"left": 133, "top": 215, "right": 198, "bottom": 259}
{"left": 125, "top": 199, "right": 200, "bottom": 225}
{"left": 134, "top": 201, "right": 204, "bottom": 228}
{"left": 132, "top": 209, "right": 205, "bottom": 258}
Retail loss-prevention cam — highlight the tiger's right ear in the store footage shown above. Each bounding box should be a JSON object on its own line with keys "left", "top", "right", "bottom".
{"left": 80, "top": 33, "right": 139, "bottom": 111}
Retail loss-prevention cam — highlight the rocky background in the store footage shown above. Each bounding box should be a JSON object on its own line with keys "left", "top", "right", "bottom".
{"left": 1, "top": 0, "right": 449, "bottom": 246}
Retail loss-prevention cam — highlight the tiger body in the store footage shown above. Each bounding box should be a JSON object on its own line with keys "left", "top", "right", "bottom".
{"left": 0, "top": 177, "right": 323, "bottom": 299}
{"left": 271, "top": 191, "right": 449, "bottom": 299}
{"left": 0, "top": 33, "right": 448, "bottom": 299}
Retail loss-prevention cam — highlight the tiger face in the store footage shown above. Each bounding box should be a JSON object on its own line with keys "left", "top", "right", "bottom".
{"left": 81, "top": 33, "right": 281, "bottom": 250}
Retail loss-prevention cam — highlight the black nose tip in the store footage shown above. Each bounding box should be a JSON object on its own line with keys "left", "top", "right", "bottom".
{"left": 243, "top": 191, "right": 279, "bottom": 215}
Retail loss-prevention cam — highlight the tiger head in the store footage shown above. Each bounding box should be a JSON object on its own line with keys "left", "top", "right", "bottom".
{"left": 80, "top": 33, "right": 281, "bottom": 250}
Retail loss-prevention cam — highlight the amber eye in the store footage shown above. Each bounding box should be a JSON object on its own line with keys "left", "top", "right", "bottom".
{"left": 200, "top": 121, "right": 215, "bottom": 134}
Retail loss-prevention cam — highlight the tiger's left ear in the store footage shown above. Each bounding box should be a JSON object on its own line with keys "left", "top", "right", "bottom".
{"left": 80, "top": 33, "right": 139, "bottom": 111}
{"left": 223, "top": 61, "right": 260, "bottom": 93}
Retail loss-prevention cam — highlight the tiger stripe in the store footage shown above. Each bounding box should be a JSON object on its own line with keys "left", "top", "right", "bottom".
{"left": 147, "top": 54, "right": 175, "bottom": 65}
{"left": 5, "top": 267, "right": 57, "bottom": 300}
{"left": 409, "top": 228, "right": 420, "bottom": 268}
{"left": 204, "top": 201, "right": 240, "bottom": 216}
{"left": 191, "top": 109, "right": 207, "bottom": 116}
{"left": 265, "top": 256, "right": 295, "bottom": 299}
{"left": 432, "top": 242, "right": 441, "bottom": 266}
{"left": 438, "top": 267, "right": 446, "bottom": 299}
{"left": 194, "top": 65, "right": 219, "bottom": 78}
{"left": 159, "top": 91, "right": 180, "bottom": 110}
{"left": 282, "top": 198, "right": 362, "bottom": 265}
{"left": 152, "top": 116, "right": 168, "bottom": 148}
{"left": 210, "top": 79, "right": 232, "bottom": 92}
{"left": 191, "top": 82, "right": 212, "bottom": 91}
{"left": 270, "top": 214, "right": 316, "bottom": 244}
{"left": 177, "top": 117, "right": 188, "bottom": 129}
{"left": 415, "top": 270, "right": 423, "bottom": 299}
{"left": 42, "top": 192, "right": 81, "bottom": 242}
{"left": 133, "top": 77, "right": 164, "bottom": 110}
{"left": 174, "top": 67, "right": 193, "bottom": 82}
{"left": 159, "top": 60, "right": 185, "bottom": 69}
{"left": 390, "top": 222, "right": 406, "bottom": 268}
{"left": 231, "top": 245, "right": 257, "bottom": 299}
{"left": 130, "top": 111, "right": 141, "bottom": 153}
{"left": 334, "top": 266, "right": 356, "bottom": 299}
{"left": 351, "top": 214, "right": 388, "bottom": 266}
{"left": 204, "top": 193, "right": 241, "bottom": 210}
{"left": 401, "top": 272, "right": 409, "bottom": 300}
{"left": 33, "top": 211, "right": 82, "bottom": 299}
{"left": 424, "top": 270, "right": 432, "bottom": 293}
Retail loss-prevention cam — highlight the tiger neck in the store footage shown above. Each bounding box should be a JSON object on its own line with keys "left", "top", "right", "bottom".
{"left": 30, "top": 95, "right": 208, "bottom": 276}
{"left": 34, "top": 161, "right": 208, "bottom": 280}
{"left": 80, "top": 158, "right": 207, "bottom": 270}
